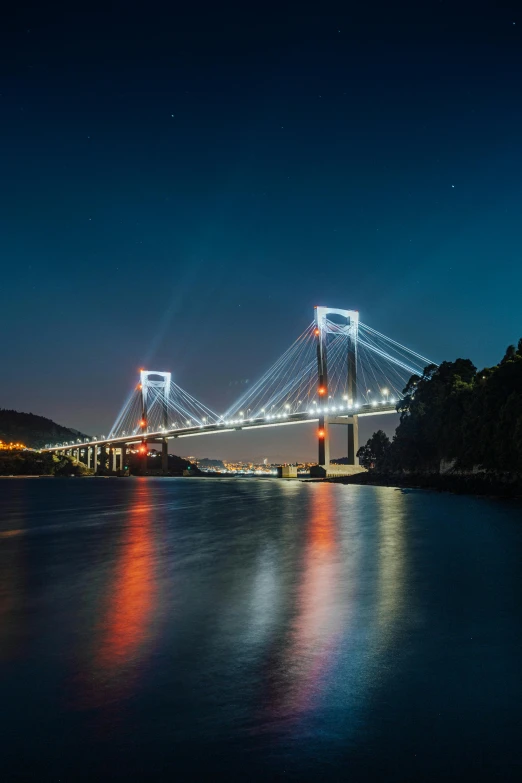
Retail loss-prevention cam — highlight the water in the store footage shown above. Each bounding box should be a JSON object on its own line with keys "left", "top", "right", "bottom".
{"left": 1, "top": 478, "right": 521, "bottom": 782}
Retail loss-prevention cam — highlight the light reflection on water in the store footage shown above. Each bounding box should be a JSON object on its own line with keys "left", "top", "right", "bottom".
{"left": 78, "top": 480, "right": 158, "bottom": 711}
{"left": 0, "top": 478, "right": 521, "bottom": 782}
{"left": 0, "top": 487, "right": 26, "bottom": 663}
{"left": 270, "top": 482, "right": 343, "bottom": 723}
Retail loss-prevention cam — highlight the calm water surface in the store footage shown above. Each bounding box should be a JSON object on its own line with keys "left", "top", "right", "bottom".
{"left": 1, "top": 477, "right": 521, "bottom": 781}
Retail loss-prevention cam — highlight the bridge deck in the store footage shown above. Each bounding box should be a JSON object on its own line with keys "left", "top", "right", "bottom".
{"left": 42, "top": 403, "right": 398, "bottom": 452}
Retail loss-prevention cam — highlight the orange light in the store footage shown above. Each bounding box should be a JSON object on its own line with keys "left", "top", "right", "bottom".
{"left": 314, "top": 328, "right": 320, "bottom": 336}
{"left": 139, "top": 445, "right": 147, "bottom": 455}
{"left": 318, "top": 386, "right": 326, "bottom": 395}
{"left": 138, "top": 383, "right": 142, "bottom": 390}
{"left": 140, "top": 419, "right": 146, "bottom": 427}
{"left": 318, "top": 429, "right": 325, "bottom": 439}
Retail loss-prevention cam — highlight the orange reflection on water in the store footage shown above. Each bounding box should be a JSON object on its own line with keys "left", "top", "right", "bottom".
{"left": 0, "top": 495, "right": 26, "bottom": 663}
{"left": 79, "top": 480, "right": 158, "bottom": 709}
{"left": 273, "top": 483, "right": 342, "bottom": 721}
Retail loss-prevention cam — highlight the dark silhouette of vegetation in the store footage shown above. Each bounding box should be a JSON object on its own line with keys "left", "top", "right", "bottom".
{"left": 356, "top": 430, "right": 391, "bottom": 469}
{"left": 125, "top": 450, "right": 198, "bottom": 476}
{"left": 0, "top": 451, "right": 90, "bottom": 476}
{"left": 0, "top": 409, "right": 89, "bottom": 449}
{"left": 358, "top": 338, "right": 522, "bottom": 477}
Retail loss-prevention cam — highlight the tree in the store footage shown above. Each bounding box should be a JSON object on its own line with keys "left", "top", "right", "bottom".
{"left": 357, "top": 430, "right": 391, "bottom": 470}
{"left": 384, "top": 340, "right": 522, "bottom": 475}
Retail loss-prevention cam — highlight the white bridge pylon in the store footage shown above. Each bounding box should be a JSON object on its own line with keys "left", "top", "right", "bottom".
{"left": 44, "top": 306, "right": 437, "bottom": 464}
{"left": 314, "top": 306, "right": 359, "bottom": 466}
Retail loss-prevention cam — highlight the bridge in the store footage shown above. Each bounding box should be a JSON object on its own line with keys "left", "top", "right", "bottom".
{"left": 44, "top": 306, "right": 436, "bottom": 476}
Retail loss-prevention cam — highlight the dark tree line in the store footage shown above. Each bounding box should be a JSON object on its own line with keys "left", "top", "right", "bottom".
{"left": 357, "top": 339, "right": 522, "bottom": 474}
{"left": 0, "top": 452, "right": 90, "bottom": 476}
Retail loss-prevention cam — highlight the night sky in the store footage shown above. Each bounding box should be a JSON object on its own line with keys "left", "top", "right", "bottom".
{"left": 1, "top": 3, "right": 521, "bottom": 461}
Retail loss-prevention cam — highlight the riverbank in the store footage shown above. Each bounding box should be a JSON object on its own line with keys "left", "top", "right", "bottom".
{"left": 327, "top": 470, "right": 522, "bottom": 498}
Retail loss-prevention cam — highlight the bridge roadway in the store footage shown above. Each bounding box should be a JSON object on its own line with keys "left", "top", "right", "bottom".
{"left": 42, "top": 402, "right": 398, "bottom": 453}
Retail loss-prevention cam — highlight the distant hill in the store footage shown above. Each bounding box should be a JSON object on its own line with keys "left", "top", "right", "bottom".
{"left": 0, "top": 409, "right": 90, "bottom": 449}
{"left": 198, "top": 457, "right": 226, "bottom": 470}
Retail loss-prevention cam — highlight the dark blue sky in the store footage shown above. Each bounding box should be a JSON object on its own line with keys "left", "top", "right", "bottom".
{"left": 1, "top": 3, "right": 521, "bottom": 460}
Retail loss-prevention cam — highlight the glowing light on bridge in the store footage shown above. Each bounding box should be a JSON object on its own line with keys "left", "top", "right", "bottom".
{"left": 44, "top": 307, "right": 437, "bottom": 455}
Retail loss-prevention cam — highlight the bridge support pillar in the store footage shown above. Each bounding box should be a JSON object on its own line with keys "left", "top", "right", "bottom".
{"left": 111, "top": 447, "right": 117, "bottom": 473}
{"left": 318, "top": 415, "right": 330, "bottom": 467}
{"left": 139, "top": 440, "right": 148, "bottom": 475}
{"left": 91, "top": 446, "right": 98, "bottom": 474}
{"left": 162, "top": 438, "right": 169, "bottom": 475}
{"left": 347, "top": 416, "right": 359, "bottom": 465}
{"left": 121, "top": 445, "right": 127, "bottom": 472}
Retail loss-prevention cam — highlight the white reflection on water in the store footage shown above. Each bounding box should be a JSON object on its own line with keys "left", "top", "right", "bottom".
{"left": 256, "top": 484, "right": 408, "bottom": 733}
{"left": 375, "top": 487, "right": 407, "bottom": 642}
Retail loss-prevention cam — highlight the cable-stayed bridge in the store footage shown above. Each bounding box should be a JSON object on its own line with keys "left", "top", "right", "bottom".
{"left": 44, "top": 306, "right": 436, "bottom": 475}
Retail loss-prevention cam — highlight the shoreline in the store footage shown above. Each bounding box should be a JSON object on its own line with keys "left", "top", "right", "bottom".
{"left": 325, "top": 471, "right": 522, "bottom": 498}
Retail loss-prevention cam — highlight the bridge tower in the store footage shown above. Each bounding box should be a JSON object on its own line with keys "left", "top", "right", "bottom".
{"left": 139, "top": 370, "right": 171, "bottom": 474}
{"left": 314, "top": 306, "right": 359, "bottom": 468}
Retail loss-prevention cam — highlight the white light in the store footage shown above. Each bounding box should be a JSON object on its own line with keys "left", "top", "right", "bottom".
{"left": 355, "top": 404, "right": 360, "bottom": 409}
{"left": 332, "top": 406, "right": 337, "bottom": 412}
{"left": 372, "top": 401, "right": 377, "bottom": 407}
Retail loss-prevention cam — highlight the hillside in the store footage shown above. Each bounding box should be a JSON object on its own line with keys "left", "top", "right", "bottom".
{"left": 0, "top": 409, "right": 90, "bottom": 449}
